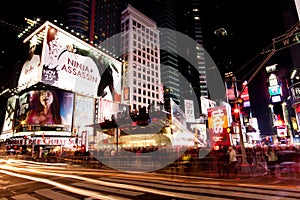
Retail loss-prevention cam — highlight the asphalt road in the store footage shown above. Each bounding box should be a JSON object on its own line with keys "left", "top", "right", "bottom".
{"left": 1, "top": 159, "right": 300, "bottom": 199}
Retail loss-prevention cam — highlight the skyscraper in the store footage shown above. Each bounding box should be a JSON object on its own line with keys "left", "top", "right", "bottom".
{"left": 121, "top": 5, "right": 161, "bottom": 111}
{"left": 130, "top": 0, "right": 208, "bottom": 117}
{"left": 61, "top": 0, "right": 127, "bottom": 45}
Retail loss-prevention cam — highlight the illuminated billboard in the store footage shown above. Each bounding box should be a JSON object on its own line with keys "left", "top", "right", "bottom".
{"left": 73, "top": 94, "right": 95, "bottom": 129}
{"left": 15, "top": 89, "right": 74, "bottom": 131}
{"left": 97, "top": 98, "right": 130, "bottom": 123}
{"left": 1, "top": 96, "right": 17, "bottom": 133}
{"left": 21, "top": 21, "right": 122, "bottom": 98}
{"left": 18, "top": 34, "right": 44, "bottom": 91}
{"left": 268, "top": 86, "right": 281, "bottom": 96}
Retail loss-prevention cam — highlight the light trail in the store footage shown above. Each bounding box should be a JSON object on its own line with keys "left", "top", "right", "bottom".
{"left": 2, "top": 159, "right": 300, "bottom": 197}
{"left": 1, "top": 158, "right": 68, "bottom": 166}
{"left": 0, "top": 164, "right": 201, "bottom": 199}
{"left": 0, "top": 169, "right": 120, "bottom": 200}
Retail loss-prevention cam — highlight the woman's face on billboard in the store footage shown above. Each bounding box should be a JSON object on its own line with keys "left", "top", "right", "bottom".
{"left": 40, "top": 90, "right": 54, "bottom": 107}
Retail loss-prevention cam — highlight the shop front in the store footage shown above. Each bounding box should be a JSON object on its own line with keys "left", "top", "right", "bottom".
{"left": 5, "top": 134, "right": 81, "bottom": 158}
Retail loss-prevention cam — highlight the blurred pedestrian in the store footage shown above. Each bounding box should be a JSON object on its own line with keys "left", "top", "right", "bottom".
{"left": 228, "top": 146, "right": 238, "bottom": 177}
{"left": 265, "top": 146, "right": 278, "bottom": 177}
{"left": 216, "top": 147, "right": 229, "bottom": 178}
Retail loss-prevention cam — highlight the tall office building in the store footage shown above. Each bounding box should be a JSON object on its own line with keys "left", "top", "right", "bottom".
{"left": 176, "top": 0, "right": 208, "bottom": 112}
{"left": 121, "top": 5, "right": 161, "bottom": 111}
{"left": 130, "top": 0, "right": 208, "bottom": 116}
{"left": 62, "top": 0, "right": 127, "bottom": 45}
{"left": 130, "top": 0, "right": 180, "bottom": 105}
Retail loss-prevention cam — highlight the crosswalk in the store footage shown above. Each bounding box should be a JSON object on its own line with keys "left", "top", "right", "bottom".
{"left": 2, "top": 175, "right": 300, "bottom": 200}
{"left": 1, "top": 159, "right": 300, "bottom": 200}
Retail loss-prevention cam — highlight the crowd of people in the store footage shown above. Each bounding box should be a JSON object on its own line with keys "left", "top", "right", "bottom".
{"left": 215, "top": 144, "right": 300, "bottom": 178}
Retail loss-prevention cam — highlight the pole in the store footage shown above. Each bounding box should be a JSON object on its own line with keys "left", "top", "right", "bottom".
{"left": 238, "top": 50, "right": 275, "bottom": 98}
{"left": 116, "top": 128, "right": 119, "bottom": 154}
{"left": 233, "top": 76, "right": 248, "bottom": 173}
{"left": 237, "top": 104, "right": 247, "bottom": 165}
{"left": 31, "top": 131, "right": 35, "bottom": 159}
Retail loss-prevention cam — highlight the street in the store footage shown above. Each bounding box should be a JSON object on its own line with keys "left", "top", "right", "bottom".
{"left": 1, "top": 158, "right": 300, "bottom": 199}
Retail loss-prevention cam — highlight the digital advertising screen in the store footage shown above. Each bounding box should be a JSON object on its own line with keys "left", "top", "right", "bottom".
{"left": 15, "top": 89, "right": 74, "bottom": 131}
{"left": 97, "top": 98, "right": 130, "bottom": 123}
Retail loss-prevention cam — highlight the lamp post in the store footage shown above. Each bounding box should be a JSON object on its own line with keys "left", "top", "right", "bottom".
{"left": 235, "top": 104, "right": 247, "bottom": 166}
{"left": 232, "top": 76, "right": 248, "bottom": 174}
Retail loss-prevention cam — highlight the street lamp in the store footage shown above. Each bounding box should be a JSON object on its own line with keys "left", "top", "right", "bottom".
{"left": 231, "top": 76, "right": 248, "bottom": 173}
{"left": 235, "top": 104, "right": 247, "bottom": 166}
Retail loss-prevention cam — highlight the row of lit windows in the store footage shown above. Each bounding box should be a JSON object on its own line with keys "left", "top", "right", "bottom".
{"left": 132, "top": 46, "right": 158, "bottom": 57}
{"left": 132, "top": 20, "right": 158, "bottom": 39}
{"left": 133, "top": 54, "right": 159, "bottom": 65}
{"left": 121, "top": 19, "right": 158, "bottom": 39}
{"left": 132, "top": 97, "right": 159, "bottom": 109}
{"left": 133, "top": 79, "right": 159, "bottom": 90}
{"left": 132, "top": 32, "right": 157, "bottom": 44}
{"left": 132, "top": 71, "right": 159, "bottom": 82}
{"left": 133, "top": 88, "right": 159, "bottom": 99}
{"left": 132, "top": 41, "right": 158, "bottom": 56}
{"left": 132, "top": 64, "right": 158, "bottom": 74}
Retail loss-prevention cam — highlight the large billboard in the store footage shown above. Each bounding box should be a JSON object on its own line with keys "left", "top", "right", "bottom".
{"left": 18, "top": 34, "right": 43, "bottom": 91}
{"left": 1, "top": 96, "right": 17, "bottom": 134}
{"left": 207, "top": 106, "right": 230, "bottom": 147}
{"left": 73, "top": 94, "right": 95, "bottom": 130}
{"left": 15, "top": 89, "right": 74, "bottom": 132}
{"left": 97, "top": 98, "right": 130, "bottom": 123}
{"left": 21, "top": 21, "right": 122, "bottom": 98}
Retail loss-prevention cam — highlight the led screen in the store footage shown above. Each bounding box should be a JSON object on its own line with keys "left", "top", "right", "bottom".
{"left": 268, "top": 86, "right": 281, "bottom": 96}
{"left": 15, "top": 89, "right": 74, "bottom": 131}
{"left": 271, "top": 95, "right": 281, "bottom": 103}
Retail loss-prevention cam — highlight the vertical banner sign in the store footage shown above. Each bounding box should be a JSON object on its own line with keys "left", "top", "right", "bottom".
{"left": 184, "top": 99, "right": 195, "bottom": 122}
{"left": 170, "top": 98, "right": 187, "bottom": 128}
{"left": 207, "top": 106, "right": 228, "bottom": 143}
{"left": 2, "top": 96, "right": 16, "bottom": 133}
{"left": 82, "top": 130, "right": 87, "bottom": 148}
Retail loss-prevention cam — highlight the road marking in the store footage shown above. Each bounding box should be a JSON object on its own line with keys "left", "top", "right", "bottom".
{"left": 72, "top": 182, "right": 143, "bottom": 198}
{"left": 11, "top": 194, "right": 39, "bottom": 200}
{"left": 35, "top": 189, "right": 80, "bottom": 200}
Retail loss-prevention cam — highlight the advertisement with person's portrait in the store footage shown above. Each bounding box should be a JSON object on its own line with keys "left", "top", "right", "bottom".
{"left": 41, "top": 24, "right": 101, "bottom": 97}
{"left": 18, "top": 35, "right": 43, "bottom": 91}
{"left": 41, "top": 24, "right": 121, "bottom": 99}
{"left": 15, "top": 89, "right": 74, "bottom": 131}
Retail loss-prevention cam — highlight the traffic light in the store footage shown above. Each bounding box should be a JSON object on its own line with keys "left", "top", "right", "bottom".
{"left": 233, "top": 108, "right": 240, "bottom": 114}
{"left": 232, "top": 105, "right": 240, "bottom": 122}
{"left": 225, "top": 126, "right": 234, "bottom": 134}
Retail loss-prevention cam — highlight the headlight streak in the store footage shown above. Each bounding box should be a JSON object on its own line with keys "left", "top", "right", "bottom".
{"left": 1, "top": 159, "right": 68, "bottom": 166}
{"left": 0, "top": 169, "right": 118, "bottom": 200}
{"left": 0, "top": 164, "right": 201, "bottom": 199}
{"left": 2, "top": 160, "right": 299, "bottom": 196}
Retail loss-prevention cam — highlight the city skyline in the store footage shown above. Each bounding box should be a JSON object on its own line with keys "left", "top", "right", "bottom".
{"left": 0, "top": 0, "right": 299, "bottom": 136}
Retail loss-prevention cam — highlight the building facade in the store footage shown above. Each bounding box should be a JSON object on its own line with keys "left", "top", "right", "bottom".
{"left": 121, "top": 5, "right": 161, "bottom": 111}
